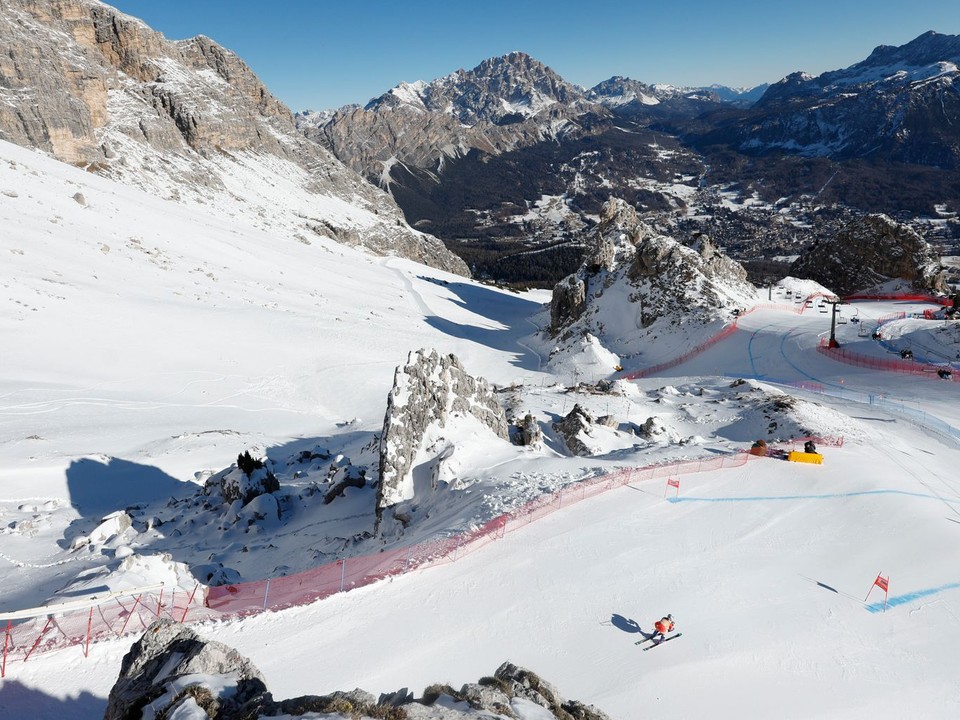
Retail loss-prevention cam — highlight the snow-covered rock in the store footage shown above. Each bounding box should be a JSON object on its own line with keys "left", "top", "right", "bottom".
{"left": 377, "top": 349, "right": 509, "bottom": 517}
{"left": 547, "top": 198, "right": 757, "bottom": 371}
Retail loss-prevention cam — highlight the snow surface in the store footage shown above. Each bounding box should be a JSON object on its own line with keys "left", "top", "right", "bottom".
{"left": 2, "top": 138, "right": 960, "bottom": 719}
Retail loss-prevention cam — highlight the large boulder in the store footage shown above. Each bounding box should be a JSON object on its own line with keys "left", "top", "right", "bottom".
{"left": 552, "top": 404, "right": 595, "bottom": 456}
{"left": 377, "top": 349, "right": 509, "bottom": 520}
{"left": 107, "top": 621, "right": 613, "bottom": 719}
{"left": 205, "top": 450, "right": 280, "bottom": 508}
{"left": 105, "top": 620, "right": 269, "bottom": 720}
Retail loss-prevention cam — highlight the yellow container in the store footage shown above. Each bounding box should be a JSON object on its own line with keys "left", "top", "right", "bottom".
{"left": 787, "top": 451, "right": 823, "bottom": 465}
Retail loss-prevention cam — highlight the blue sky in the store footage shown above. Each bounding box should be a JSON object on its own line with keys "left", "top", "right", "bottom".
{"left": 107, "top": 1, "right": 959, "bottom": 112}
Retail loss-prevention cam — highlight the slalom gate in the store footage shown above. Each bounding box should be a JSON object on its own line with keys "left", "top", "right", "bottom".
{"left": 1, "top": 449, "right": 777, "bottom": 673}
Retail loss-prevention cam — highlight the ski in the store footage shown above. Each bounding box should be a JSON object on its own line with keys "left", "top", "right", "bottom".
{"left": 641, "top": 632, "right": 682, "bottom": 650}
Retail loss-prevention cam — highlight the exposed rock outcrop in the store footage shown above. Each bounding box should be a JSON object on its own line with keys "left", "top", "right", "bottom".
{"left": 0, "top": 0, "right": 468, "bottom": 275}
{"left": 377, "top": 349, "right": 508, "bottom": 521}
{"left": 518, "top": 413, "right": 543, "bottom": 448}
{"left": 552, "top": 404, "right": 595, "bottom": 457}
{"left": 548, "top": 198, "right": 757, "bottom": 357}
{"left": 790, "top": 213, "right": 947, "bottom": 296}
{"left": 105, "top": 620, "right": 269, "bottom": 720}
{"left": 205, "top": 450, "right": 280, "bottom": 510}
{"left": 550, "top": 275, "right": 587, "bottom": 335}
{"left": 107, "top": 621, "right": 613, "bottom": 720}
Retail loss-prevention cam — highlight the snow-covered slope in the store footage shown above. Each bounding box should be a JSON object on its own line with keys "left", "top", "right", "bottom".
{"left": 3, "top": 135, "right": 960, "bottom": 720}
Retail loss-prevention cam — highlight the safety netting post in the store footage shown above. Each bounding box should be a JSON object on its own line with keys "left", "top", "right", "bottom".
{"left": 2, "top": 619, "right": 10, "bottom": 678}
{"left": 118, "top": 593, "right": 144, "bottom": 637}
{"left": 84, "top": 606, "right": 94, "bottom": 657}
{"left": 261, "top": 578, "right": 271, "bottom": 612}
{"left": 24, "top": 616, "right": 53, "bottom": 662}
{"left": 180, "top": 585, "right": 200, "bottom": 623}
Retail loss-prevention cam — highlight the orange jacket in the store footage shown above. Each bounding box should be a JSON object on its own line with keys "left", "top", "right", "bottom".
{"left": 655, "top": 618, "right": 674, "bottom": 634}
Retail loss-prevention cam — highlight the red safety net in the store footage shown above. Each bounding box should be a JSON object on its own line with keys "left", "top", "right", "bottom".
{"left": 2, "top": 451, "right": 771, "bottom": 673}
{"left": 817, "top": 339, "right": 957, "bottom": 381}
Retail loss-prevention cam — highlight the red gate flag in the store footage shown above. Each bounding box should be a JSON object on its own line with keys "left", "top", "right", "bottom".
{"left": 665, "top": 477, "right": 680, "bottom": 498}
{"left": 865, "top": 572, "right": 890, "bottom": 611}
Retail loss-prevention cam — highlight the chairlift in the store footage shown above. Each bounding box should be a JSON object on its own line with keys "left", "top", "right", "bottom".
{"left": 858, "top": 324, "right": 869, "bottom": 337}
{"left": 837, "top": 314, "right": 847, "bottom": 325}
{"left": 819, "top": 306, "right": 828, "bottom": 313}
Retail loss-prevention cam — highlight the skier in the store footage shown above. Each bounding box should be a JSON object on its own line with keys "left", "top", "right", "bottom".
{"left": 938, "top": 368, "right": 952, "bottom": 380}
{"left": 651, "top": 614, "right": 675, "bottom": 643}
{"left": 804, "top": 440, "right": 817, "bottom": 454}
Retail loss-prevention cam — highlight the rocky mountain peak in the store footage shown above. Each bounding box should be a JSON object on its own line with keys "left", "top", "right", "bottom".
{"left": 419, "top": 51, "right": 587, "bottom": 125}
{"left": 710, "top": 31, "right": 960, "bottom": 169}
{"left": 859, "top": 31, "right": 960, "bottom": 70}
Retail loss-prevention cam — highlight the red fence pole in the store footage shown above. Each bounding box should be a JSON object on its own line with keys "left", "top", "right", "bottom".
{"left": 2, "top": 619, "right": 10, "bottom": 678}
{"left": 180, "top": 584, "right": 200, "bottom": 623}
{"left": 84, "top": 606, "right": 94, "bottom": 658}
{"left": 23, "top": 616, "right": 53, "bottom": 662}
{"left": 119, "top": 593, "right": 144, "bottom": 636}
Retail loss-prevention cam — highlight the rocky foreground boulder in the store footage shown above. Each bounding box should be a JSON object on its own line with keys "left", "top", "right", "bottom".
{"left": 377, "top": 349, "right": 509, "bottom": 525}
{"left": 106, "top": 620, "right": 612, "bottom": 720}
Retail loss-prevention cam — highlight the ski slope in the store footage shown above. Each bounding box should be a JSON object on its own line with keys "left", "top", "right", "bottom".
{"left": 2, "top": 138, "right": 960, "bottom": 718}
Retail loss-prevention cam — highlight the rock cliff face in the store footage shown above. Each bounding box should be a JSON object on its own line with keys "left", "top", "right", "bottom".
{"left": 549, "top": 198, "right": 757, "bottom": 340}
{"left": 106, "top": 620, "right": 612, "bottom": 720}
{"left": 791, "top": 214, "right": 946, "bottom": 296}
{"left": 0, "top": 0, "right": 467, "bottom": 274}
{"left": 377, "top": 349, "right": 508, "bottom": 523}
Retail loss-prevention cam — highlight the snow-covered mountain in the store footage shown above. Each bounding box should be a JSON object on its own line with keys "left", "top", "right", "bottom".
{"left": 0, "top": 0, "right": 466, "bottom": 274}
{"left": 588, "top": 76, "right": 766, "bottom": 114}
{"left": 303, "top": 51, "right": 606, "bottom": 185}
{"left": 698, "top": 31, "right": 960, "bottom": 167}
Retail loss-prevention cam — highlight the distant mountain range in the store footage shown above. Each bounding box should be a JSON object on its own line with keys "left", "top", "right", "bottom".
{"left": 1, "top": 0, "right": 956, "bottom": 287}
{"left": 301, "top": 34, "right": 959, "bottom": 286}
{"left": 685, "top": 31, "right": 960, "bottom": 167}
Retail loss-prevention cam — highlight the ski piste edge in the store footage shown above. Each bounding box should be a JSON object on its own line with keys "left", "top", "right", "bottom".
{"left": 640, "top": 632, "right": 682, "bottom": 650}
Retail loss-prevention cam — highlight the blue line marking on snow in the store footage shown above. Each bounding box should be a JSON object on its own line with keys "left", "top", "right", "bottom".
{"left": 668, "top": 489, "right": 960, "bottom": 506}
{"left": 865, "top": 582, "right": 960, "bottom": 613}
